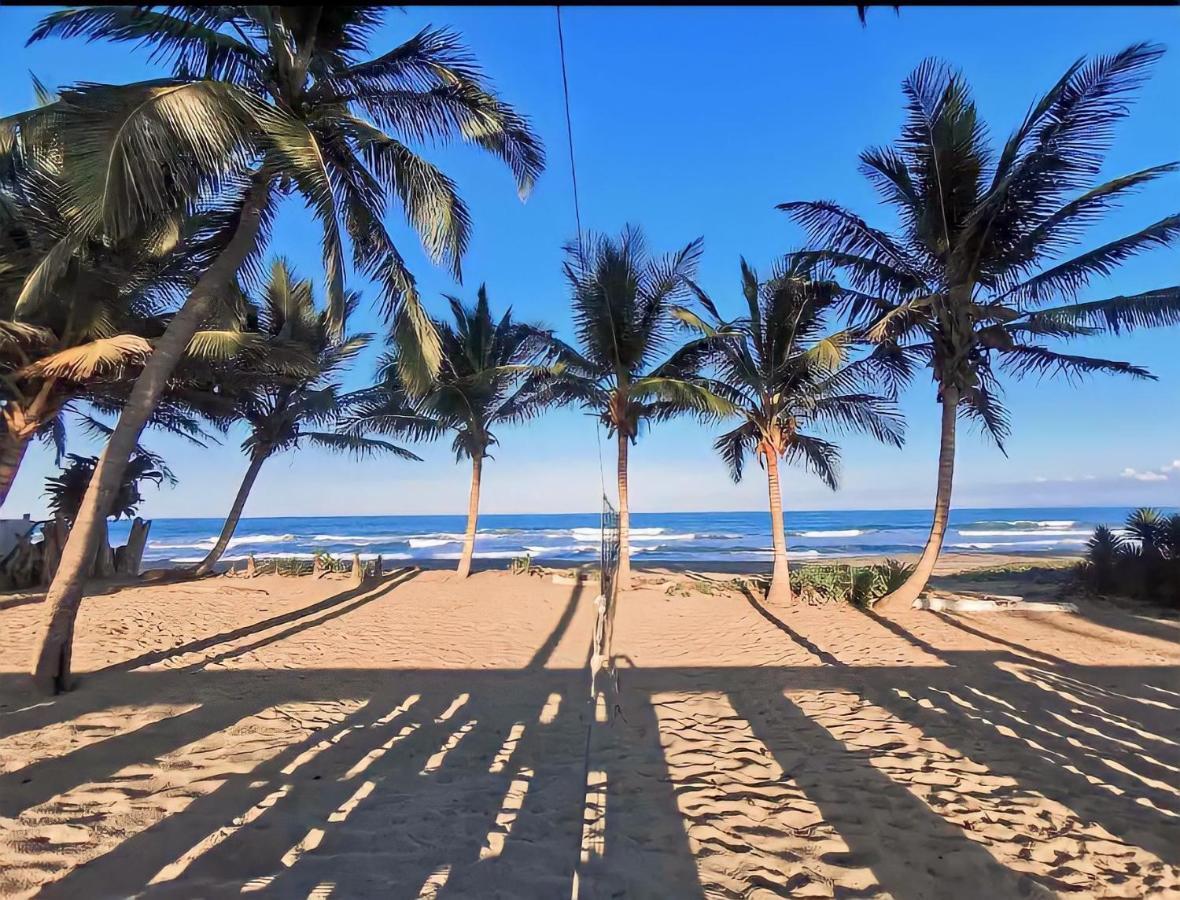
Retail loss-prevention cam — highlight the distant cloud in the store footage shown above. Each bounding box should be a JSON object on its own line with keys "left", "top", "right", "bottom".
{"left": 1033, "top": 474, "right": 1094, "bottom": 484}
{"left": 1121, "top": 467, "right": 1168, "bottom": 482}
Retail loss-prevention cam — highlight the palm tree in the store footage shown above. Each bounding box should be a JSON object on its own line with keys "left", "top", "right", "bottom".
{"left": 678, "top": 257, "right": 904, "bottom": 603}
{"left": 193, "top": 260, "right": 419, "bottom": 577}
{"left": 780, "top": 45, "right": 1180, "bottom": 610}
{"left": 17, "top": 7, "right": 543, "bottom": 691}
{"left": 345, "top": 286, "right": 554, "bottom": 579}
{"left": 0, "top": 156, "right": 241, "bottom": 506}
{"left": 528, "top": 227, "right": 733, "bottom": 590}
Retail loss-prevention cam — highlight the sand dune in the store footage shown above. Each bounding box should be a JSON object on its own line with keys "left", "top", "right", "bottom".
{"left": 0, "top": 564, "right": 1177, "bottom": 897}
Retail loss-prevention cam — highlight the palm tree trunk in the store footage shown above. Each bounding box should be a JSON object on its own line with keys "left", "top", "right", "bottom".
{"left": 617, "top": 430, "right": 631, "bottom": 591}
{"left": 0, "top": 430, "right": 31, "bottom": 510}
{"left": 765, "top": 451, "right": 793, "bottom": 604}
{"left": 29, "top": 178, "right": 270, "bottom": 694}
{"left": 456, "top": 454, "right": 483, "bottom": 579}
{"left": 193, "top": 454, "right": 268, "bottom": 578}
{"left": 876, "top": 385, "right": 959, "bottom": 612}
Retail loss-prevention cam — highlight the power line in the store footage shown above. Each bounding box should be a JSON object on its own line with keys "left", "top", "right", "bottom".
{"left": 555, "top": 6, "right": 583, "bottom": 249}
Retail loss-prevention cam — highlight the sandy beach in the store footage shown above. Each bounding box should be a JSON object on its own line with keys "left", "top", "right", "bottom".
{"left": 0, "top": 558, "right": 1177, "bottom": 898}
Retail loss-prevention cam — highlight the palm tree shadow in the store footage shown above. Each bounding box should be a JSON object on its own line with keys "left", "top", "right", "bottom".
{"left": 104, "top": 569, "right": 420, "bottom": 675}
{"left": 527, "top": 577, "right": 585, "bottom": 669}
{"left": 930, "top": 611, "right": 1066, "bottom": 665}
{"left": 857, "top": 606, "right": 951, "bottom": 660}
{"left": 737, "top": 584, "right": 843, "bottom": 667}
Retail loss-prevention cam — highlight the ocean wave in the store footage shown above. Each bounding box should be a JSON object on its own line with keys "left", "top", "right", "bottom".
{"left": 408, "top": 537, "right": 461, "bottom": 548}
{"left": 167, "top": 551, "right": 410, "bottom": 563}
{"left": 311, "top": 533, "right": 408, "bottom": 545}
{"left": 964, "top": 519, "right": 1077, "bottom": 530}
{"left": 949, "top": 539, "right": 1088, "bottom": 550}
{"left": 956, "top": 529, "right": 1090, "bottom": 537}
{"left": 793, "top": 529, "right": 863, "bottom": 538}
{"left": 571, "top": 526, "right": 666, "bottom": 541}
{"left": 225, "top": 533, "right": 297, "bottom": 548}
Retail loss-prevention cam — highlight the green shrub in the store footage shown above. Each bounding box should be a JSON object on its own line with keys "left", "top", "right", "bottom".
{"left": 1077, "top": 508, "right": 1180, "bottom": 607}
{"left": 789, "top": 559, "right": 915, "bottom": 607}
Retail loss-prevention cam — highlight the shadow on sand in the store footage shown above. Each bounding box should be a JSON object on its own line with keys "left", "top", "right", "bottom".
{"left": 0, "top": 580, "right": 1176, "bottom": 898}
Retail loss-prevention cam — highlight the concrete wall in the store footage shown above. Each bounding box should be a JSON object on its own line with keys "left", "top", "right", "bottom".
{"left": 0, "top": 515, "right": 38, "bottom": 558}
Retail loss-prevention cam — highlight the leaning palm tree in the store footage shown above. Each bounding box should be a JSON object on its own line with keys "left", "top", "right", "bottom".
{"left": 528, "top": 227, "right": 733, "bottom": 589}
{"left": 193, "top": 260, "right": 418, "bottom": 577}
{"left": 345, "top": 286, "right": 554, "bottom": 579}
{"left": 780, "top": 44, "right": 1180, "bottom": 610}
{"left": 17, "top": 7, "right": 543, "bottom": 691}
{"left": 678, "top": 257, "right": 904, "bottom": 603}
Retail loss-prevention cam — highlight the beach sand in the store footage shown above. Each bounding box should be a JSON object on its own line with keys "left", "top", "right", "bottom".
{"left": 0, "top": 557, "right": 1177, "bottom": 897}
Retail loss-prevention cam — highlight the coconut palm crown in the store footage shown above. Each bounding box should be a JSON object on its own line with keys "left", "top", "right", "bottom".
{"left": 344, "top": 285, "right": 556, "bottom": 578}
{"left": 192, "top": 258, "right": 419, "bottom": 576}
{"left": 677, "top": 256, "right": 905, "bottom": 602}
{"left": 523, "top": 226, "right": 735, "bottom": 588}
{"left": 780, "top": 44, "right": 1180, "bottom": 608}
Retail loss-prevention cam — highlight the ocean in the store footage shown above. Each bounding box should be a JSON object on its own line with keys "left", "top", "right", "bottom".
{"left": 107, "top": 506, "right": 1164, "bottom": 569}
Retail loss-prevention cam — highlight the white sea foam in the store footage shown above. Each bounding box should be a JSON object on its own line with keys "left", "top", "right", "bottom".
{"left": 312, "top": 533, "right": 405, "bottom": 545}
{"left": 571, "top": 527, "right": 665, "bottom": 541}
{"left": 795, "top": 529, "right": 863, "bottom": 538}
{"left": 972, "top": 519, "right": 1077, "bottom": 529}
{"left": 225, "top": 533, "right": 297, "bottom": 548}
{"left": 408, "top": 537, "right": 461, "bottom": 548}
{"left": 957, "top": 529, "right": 1090, "bottom": 537}
{"left": 949, "top": 539, "right": 1088, "bottom": 550}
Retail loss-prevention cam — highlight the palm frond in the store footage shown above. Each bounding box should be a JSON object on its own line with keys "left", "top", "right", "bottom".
{"left": 22, "top": 334, "right": 151, "bottom": 380}
{"left": 997, "top": 344, "right": 1155, "bottom": 383}
{"left": 301, "top": 430, "right": 422, "bottom": 461}
{"left": 785, "top": 433, "right": 841, "bottom": 490}
{"left": 714, "top": 420, "right": 760, "bottom": 483}
{"left": 1024, "top": 287, "right": 1180, "bottom": 335}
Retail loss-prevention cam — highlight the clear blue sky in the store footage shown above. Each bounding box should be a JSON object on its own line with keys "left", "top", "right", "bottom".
{"left": 3, "top": 6, "right": 1178, "bottom": 519}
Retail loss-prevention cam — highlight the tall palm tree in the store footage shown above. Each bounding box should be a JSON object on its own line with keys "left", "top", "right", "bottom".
{"left": 193, "top": 260, "right": 418, "bottom": 577}
{"left": 678, "top": 258, "right": 904, "bottom": 603}
{"left": 528, "top": 227, "right": 733, "bottom": 590}
{"left": 345, "top": 286, "right": 554, "bottom": 579}
{"left": 780, "top": 44, "right": 1180, "bottom": 610}
{"left": 17, "top": 7, "right": 543, "bottom": 691}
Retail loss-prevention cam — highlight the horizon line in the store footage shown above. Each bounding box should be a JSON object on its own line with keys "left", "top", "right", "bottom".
{"left": 88, "top": 502, "right": 1176, "bottom": 523}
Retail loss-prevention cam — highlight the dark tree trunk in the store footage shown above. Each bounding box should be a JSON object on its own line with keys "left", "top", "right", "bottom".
{"left": 30, "top": 178, "right": 270, "bottom": 694}
{"left": 194, "top": 455, "right": 267, "bottom": 577}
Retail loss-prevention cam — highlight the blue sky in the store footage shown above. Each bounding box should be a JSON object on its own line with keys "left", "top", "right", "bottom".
{"left": 2, "top": 6, "right": 1178, "bottom": 518}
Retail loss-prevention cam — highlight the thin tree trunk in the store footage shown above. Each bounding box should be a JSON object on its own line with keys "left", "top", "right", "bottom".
{"left": 456, "top": 454, "right": 483, "bottom": 579}
{"left": 0, "top": 431, "right": 31, "bottom": 510}
{"left": 617, "top": 430, "right": 631, "bottom": 591}
{"left": 765, "top": 451, "right": 793, "bottom": 604}
{"left": 194, "top": 454, "right": 268, "bottom": 578}
{"left": 29, "top": 178, "right": 270, "bottom": 694}
{"left": 876, "top": 385, "right": 959, "bottom": 612}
